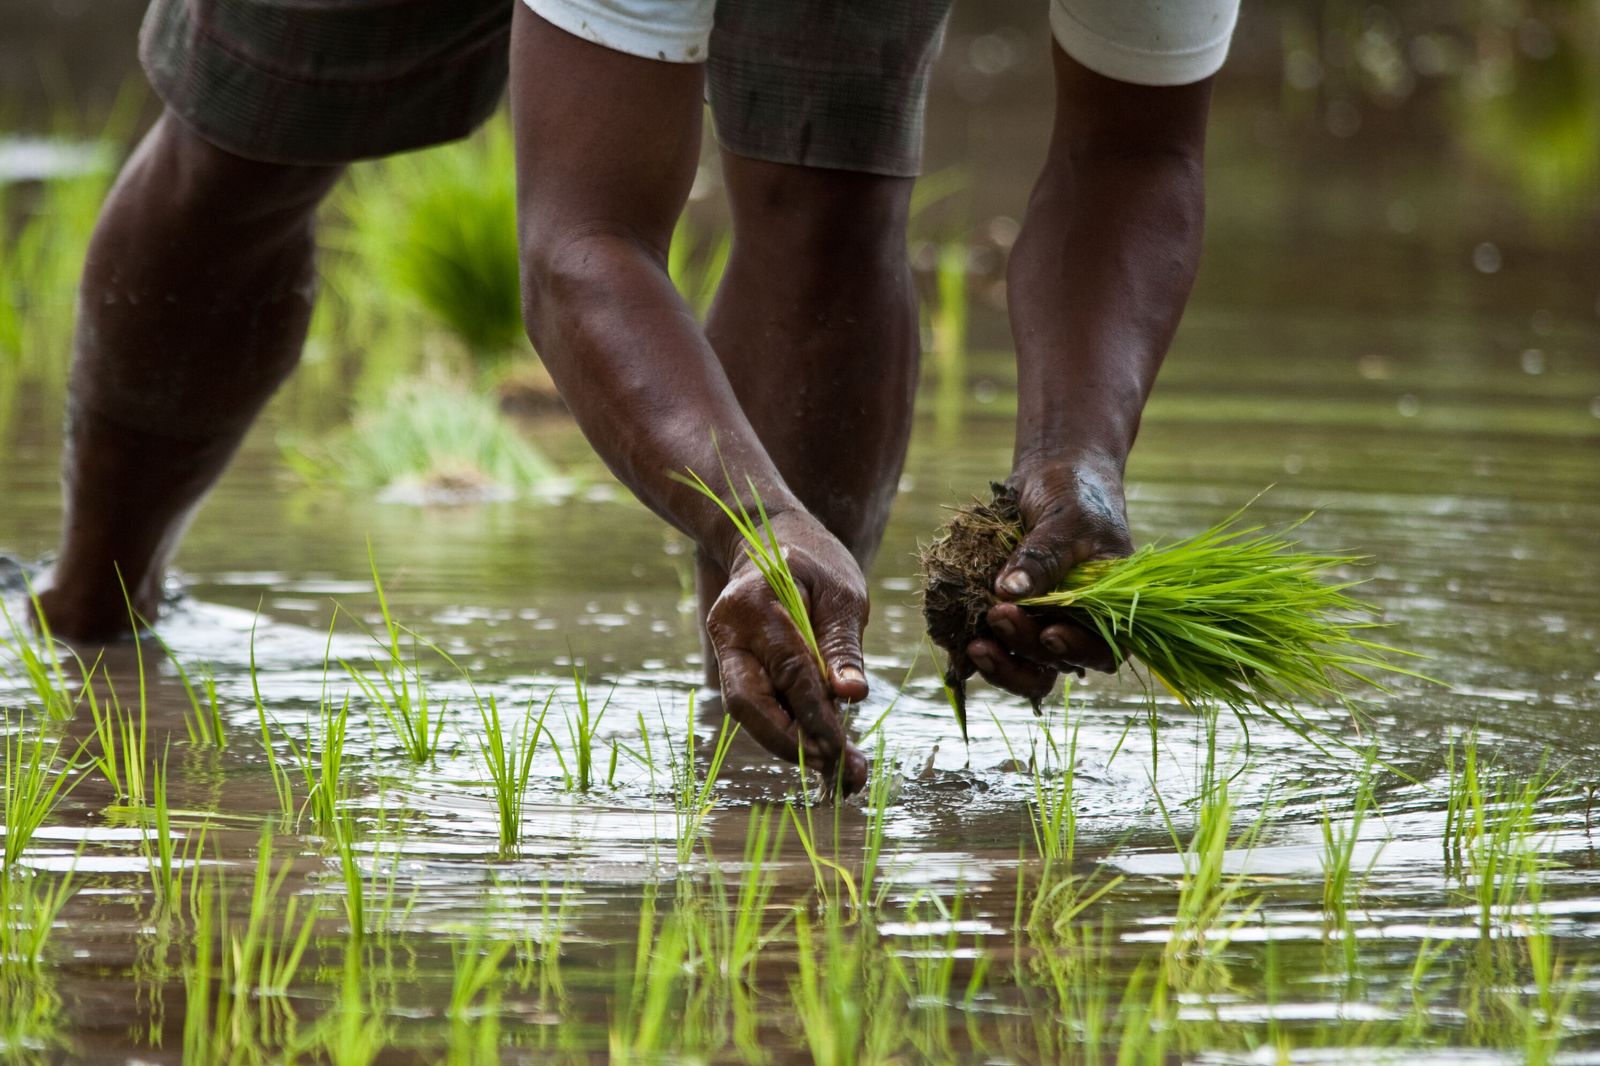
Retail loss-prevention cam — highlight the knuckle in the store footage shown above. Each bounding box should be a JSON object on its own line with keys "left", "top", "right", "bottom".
{"left": 768, "top": 653, "right": 808, "bottom": 695}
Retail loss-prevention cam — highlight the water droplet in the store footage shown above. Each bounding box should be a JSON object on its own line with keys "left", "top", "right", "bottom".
{"left": 1397, "top": 394, "right": 1420, "bottom": 417}
{"left": 1519, "top": 349, "right": 1545, "bottom": 375}
{"left": 1472, "top": 242, "right": 1502, "bottom": 274}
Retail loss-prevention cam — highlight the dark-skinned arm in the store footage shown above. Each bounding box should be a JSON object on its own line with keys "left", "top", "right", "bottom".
{"left": 967, "top": 46, "right": 1214, "bottom": 701}
{"left": 508, "top": 10, "right": 867, "bottom": 790}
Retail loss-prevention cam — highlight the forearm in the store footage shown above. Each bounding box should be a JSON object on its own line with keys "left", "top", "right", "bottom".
{"left": 525, "top": 231, "right": 800, "bottom": 568}
{"left": 1009, "top": 53, "right": 1212, "bottom": 474}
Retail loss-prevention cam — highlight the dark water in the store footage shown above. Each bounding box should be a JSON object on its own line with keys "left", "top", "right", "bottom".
{"left": 2, "top": 2, "right": 1599, "bottom": 1062}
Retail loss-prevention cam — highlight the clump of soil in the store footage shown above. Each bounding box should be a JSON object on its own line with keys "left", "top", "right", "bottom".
{"left": 920, "top": 482, "right": 1025, "bottom": 728}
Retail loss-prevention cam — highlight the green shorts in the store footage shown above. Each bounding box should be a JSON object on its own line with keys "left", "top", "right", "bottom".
{"left": 138, "top": 0, "right": 952, "bottom": 176}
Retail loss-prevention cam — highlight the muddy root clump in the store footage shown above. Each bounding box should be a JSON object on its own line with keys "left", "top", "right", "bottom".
{"left": 919, "top": 482, "right": 1025, "bottom": 733}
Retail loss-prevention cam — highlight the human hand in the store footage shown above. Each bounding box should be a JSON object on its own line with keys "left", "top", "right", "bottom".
{"left": 706, "top": 510, "right": 870, "bottom": 795}
{"left": 964, "top": 452, "right": 1133, "bottom": 703}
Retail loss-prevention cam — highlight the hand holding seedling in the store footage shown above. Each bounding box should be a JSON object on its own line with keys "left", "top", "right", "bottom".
{"left": 963, "top": 456, "right": 1131, "bottom": 703}
{"left": 685, "top": 473, "right": 870, "bottom": 795}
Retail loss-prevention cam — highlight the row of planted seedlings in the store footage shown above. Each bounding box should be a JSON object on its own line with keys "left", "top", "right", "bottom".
{"left": 1, "top": 576, "right": 1592, "bottom": 1062}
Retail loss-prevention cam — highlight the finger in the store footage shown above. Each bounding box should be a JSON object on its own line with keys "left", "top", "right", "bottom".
{"left": 767, "top": 654, "right": 845, "bottom": 760}
{"left": 986, "top": 603, "right": 1111, "bottom": 675}
{"left": 965, "top": 637, "right": 1057, "bottom": 704}
{"left": 1037, "top": 620, "right": 1119, "bottom": 674}
{"left": 834, "top": 742, "right": 869, "bottom": 797}
{"left": 717, "top": 644, "right": 829, "bottom": 766}
{"left": 814, "top": 589, "right": 869, "bottom": 703}
{"left": 753, "top": 611, "right": 845, "bottom": 760}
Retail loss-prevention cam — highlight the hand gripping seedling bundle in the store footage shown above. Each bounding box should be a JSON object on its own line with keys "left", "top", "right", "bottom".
{"left": 921, "top": 485, "right": 1426, "bottom": 740}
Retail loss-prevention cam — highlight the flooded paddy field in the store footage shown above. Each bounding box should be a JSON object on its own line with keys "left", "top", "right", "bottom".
{"left": 4, "top": 2, "right": 1600, "bottom": 1062}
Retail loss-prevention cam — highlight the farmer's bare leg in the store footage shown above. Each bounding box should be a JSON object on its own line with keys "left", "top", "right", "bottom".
{"left": 695, "top": 158, "right": 919, "bottom": 686}
{"left": 35, "top": 114, "right": 343, "bottom": 641}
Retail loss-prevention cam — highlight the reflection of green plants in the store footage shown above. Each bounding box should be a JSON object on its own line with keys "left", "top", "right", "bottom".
{"left": 0, "top": 868, "right": 76, "bottom": 979}
{"left": 282, "top": 373, "right": 563, "bottom": 501}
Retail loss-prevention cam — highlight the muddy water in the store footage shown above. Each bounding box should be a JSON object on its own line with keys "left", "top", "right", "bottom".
{"left": 4, "top": 4, "right": 1600, "bottom": 1063}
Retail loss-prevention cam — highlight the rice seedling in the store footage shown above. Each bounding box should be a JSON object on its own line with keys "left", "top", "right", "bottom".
{"left": 282, "top": 372, "right": 564, "bottom": 502}
{"left": 331, "top": 118, "right": 523, "bottom": 361}
{"left": 859, "top": 734, "right": 896, "bottom": 909}
{"left": 476, "top": 691, "right": 552, "bottom": 853}
{"left": 243, "top": 619, "right": 299, "bottom": 825}
{"left": 1443, "top": 734, "right": 1557, "bottom": 934}
{"left": 922, "top": 493, "right": 1428, "bottom": 735}
{"left": 146, "top": 631, "right": 226, "bottom": 749}
{"left": 786, "top": 765, "right": 861, "bottom": 914}
{"left": 2, "top": 714, "right": 85, "bottom": 872}
{"left": 991, "top": 701, "right": 1083, "bottom": 866}
{"left": 344, "top": 554, "right": 447, "bottom": 765}
{"left": 82, "top": 666, "right": 151, "bottom": 814}
{"left": 0, "top": 598, "right": 85, "bottom": 721}
{"left": 664, "top": 693, "right": 738, "bottom": 863}
{"left": 278, "top": 692, "right": 353, "bottom": 831}
{"left": 553, "top": 667, "right": 611, "bottom": 793}
{"left": 675, "top": 466, "right": 825, "bottom": 678}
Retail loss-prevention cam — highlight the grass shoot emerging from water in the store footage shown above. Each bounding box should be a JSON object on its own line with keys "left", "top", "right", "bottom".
{"left": 346, "top": 553, "right": 448, "bottom": 765}
{"left": 1, "top": 715, "right": 83, "bottom": 872}
{"left": 555, "top": 667, "right": 611, "bottom": 793}
{"left": 477, "top": 692, "right": 552, "bottom": 853}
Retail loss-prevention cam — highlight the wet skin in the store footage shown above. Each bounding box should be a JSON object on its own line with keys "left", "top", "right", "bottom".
{"left": 36, "top": 10, "right": 1212, "bottom": 793}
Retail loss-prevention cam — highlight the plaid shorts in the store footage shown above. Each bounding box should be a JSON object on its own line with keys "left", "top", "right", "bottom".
{"left": 138, "top": 0, "right": 952, "bottom": 176}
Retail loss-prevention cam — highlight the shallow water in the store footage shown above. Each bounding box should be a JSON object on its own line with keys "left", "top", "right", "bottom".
{"left": 4, "top": 4, "right": 1600, "bottom": 1062}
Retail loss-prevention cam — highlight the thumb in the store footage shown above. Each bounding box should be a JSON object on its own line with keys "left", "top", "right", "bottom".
{"left": 815, "top": 600, "right": 869, "bottom": 703}
{"left": 994, "top": 523, "right": 1076, "bottom": 602}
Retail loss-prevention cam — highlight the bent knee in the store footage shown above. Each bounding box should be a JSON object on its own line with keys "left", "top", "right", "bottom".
{"left": 725, "top": 157, "right": 913, "bottom": 271}
{"left": 133, "top": 112, "right": 343, "bottom": 224}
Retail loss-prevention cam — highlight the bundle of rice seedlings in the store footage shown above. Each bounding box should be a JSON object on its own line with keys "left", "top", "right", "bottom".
{"left": 921, "top": 484, "right": 1424, "bottom": 737}
{"left": 282, "top": 374, "right": 566, "bottom": 504}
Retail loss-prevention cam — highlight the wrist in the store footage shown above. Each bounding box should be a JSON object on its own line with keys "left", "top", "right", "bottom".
{"left": 701, "top": 493, "right": 806, "bottom": 576}
{"left": 1012, "top": 442, "right": 1126, "bottom": 484}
